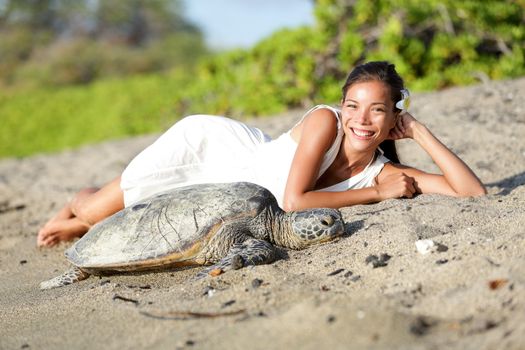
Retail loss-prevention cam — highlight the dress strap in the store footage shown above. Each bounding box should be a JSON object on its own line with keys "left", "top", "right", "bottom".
{"left": 291, "top": 104, "right": 342, "bottom": 130}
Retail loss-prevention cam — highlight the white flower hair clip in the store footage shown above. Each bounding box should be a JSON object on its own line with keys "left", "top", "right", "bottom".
{"left": 395, "top": 88, "right": 410, "bottom": 114}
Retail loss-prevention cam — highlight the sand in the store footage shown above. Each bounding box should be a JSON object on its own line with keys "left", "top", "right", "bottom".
{"left": 1, "top": 77, "right": 524, "bottom": 350}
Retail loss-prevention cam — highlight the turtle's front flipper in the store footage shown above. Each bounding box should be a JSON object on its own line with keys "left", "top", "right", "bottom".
{"left": 196, "top": 239, "right": 279, "bottom": 279}
{"left": 40, "top": 267, "right": 91, "bottom": 290}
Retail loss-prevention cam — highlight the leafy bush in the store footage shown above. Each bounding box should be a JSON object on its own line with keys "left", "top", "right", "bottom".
{"left": 0, "top": 0, "right": 208, "bottom": 87}
{"left": 2, "top": 0, "right": 524, "bottom": 158}
{"left": 10, "top": 33, "right": 208, "bottom": 87}
{"left": 178, "top": 27, "right": 318, "bottom": 117}
{"left": 0, "top": 71, "right": 192, "bottom": 158}
{"left": 170, "top": 0, "right": 524, "bottom": 116}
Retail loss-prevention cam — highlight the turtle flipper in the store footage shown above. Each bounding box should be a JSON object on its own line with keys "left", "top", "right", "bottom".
{"left": 196, "top": 238, "right": 279, "bottom": 279}
{"left": 40, "top": 267, "right": 91, "bottom": 290}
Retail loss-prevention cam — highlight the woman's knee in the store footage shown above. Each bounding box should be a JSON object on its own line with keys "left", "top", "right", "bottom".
{"left": 71, "top": 178, "right": 124, "bottom": 226}
{"left": 70, "top": 188, "right": 99, "bottom": 226}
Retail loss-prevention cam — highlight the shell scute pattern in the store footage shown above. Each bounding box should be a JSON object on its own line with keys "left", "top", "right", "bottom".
{"left": 67, "top": 182, "right": 270, "bottom": 269}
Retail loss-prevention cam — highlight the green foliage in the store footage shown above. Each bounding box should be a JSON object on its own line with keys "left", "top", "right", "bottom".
{"left": 180, "top": 27, "right": 318, "bottom": 117}
{"left": 2, "top": 0, "right": 524, "bottom": 158}
{"left": 0, "top": 71, "right": 191, "bottom": 158}
{"left": 0, "top": 0, "right": 207, "bottom": 86}
{"left": 11, "top": 33, "right": 208, "bottom": 87}
{"left": 171, "top": 0, "right": 525, "bottom": 116}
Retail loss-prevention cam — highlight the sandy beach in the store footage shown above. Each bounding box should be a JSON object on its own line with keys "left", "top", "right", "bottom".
{"left": 1, "top": 77, "right": 524, "bottom": 350}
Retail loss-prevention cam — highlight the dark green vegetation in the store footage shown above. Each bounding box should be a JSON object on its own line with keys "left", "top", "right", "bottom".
{"left": 187, "top": 0, "right": 525, "bottom": 116}
{"left": 1, "top": 0, "right": 206, "bottom": 157}
{"left": 1, "top": 0, "right": 523, "bottom": 158}
{"left": 0, "top": 0, "right": 207, "bottom": 86}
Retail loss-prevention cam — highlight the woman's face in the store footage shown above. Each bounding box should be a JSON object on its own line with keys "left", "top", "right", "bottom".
{"left": 340, "top": 80, "right": 397, "bottom": 153}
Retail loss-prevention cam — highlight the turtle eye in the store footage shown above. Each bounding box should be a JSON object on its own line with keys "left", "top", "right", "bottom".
{"left": 321, "top": 215, "right": 334, "bottom": 226}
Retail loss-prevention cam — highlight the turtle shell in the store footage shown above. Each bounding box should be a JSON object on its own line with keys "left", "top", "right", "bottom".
{"left": 65, "top": 182, "right": 277, "bottom": 272}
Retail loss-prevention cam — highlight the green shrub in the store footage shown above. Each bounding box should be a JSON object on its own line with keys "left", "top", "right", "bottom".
{"left": 0, "top": 71, "right": 192, "bottom": 158}
{"left": 10, "top": 33, "right": 209, "bottom": 87}
{"left": 170, "top": 0, "right": 525, "bottom": 116}
{"left": 2, "top": 0, "right": 524, "bottom": 158}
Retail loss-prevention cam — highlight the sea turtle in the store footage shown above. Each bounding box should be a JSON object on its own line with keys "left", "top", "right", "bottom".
{"left": 40, "top": 182, "right": 344, "bottom": 289}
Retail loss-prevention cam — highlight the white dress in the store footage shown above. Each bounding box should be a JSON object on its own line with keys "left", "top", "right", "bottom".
{"left": 120, "top": 105, "right": 390, "bottom": 207}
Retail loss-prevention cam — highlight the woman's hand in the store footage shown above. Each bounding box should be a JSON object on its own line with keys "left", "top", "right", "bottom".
{"left": 375, "top": 172, "right": 417, "bottom": 200}
{"left": 382, "top": 110, "right": 487, "bottom": 197}
{"left": 388, "top": 112, "right": 419, "bottom": 140}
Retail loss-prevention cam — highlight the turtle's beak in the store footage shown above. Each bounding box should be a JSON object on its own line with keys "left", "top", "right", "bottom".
{"left": 323, "top": 212, "right": 345, "bottom": 238}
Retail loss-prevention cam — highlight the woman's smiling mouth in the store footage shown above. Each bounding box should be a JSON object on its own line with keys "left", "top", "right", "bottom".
{"left": 351, "top": 127, "right": 376, "bottom": 139}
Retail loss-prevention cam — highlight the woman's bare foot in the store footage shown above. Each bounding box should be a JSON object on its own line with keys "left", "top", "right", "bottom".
{"left": 36, "top": 177, "right": 124, "bottom": 247}
{"left": 37, "top": 188, "right": 98, "bottom": 247}
{"left": 37, "top": 217, "right": 91, "bottom": 247}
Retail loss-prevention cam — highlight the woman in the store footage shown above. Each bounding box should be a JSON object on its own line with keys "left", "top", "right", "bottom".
{"left": 37, "top": 61, "right": 486, "bottom": 247}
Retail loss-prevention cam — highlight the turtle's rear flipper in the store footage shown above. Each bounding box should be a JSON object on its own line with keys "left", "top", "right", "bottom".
{"left": 40, "top": 267, "right": 91, "bottom": 290}
{"left": 195, "top": 238, "right": 279, "bottom": 279}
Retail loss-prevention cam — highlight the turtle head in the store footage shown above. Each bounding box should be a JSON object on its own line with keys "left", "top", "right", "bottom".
{"left": 285, "top": 208, "right": 344, "bottom": 249}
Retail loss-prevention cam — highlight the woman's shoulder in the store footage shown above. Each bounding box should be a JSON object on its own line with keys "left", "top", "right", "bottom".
{"left": 290, "top": 105, "right": 340, "bottom": 143}
{"left": 299, "top": 104, "right": 341, "bottom": 128}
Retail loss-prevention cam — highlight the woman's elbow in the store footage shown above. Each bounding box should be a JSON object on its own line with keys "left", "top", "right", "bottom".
{"left": 456, "top": 185, "right": 487, "bottom": 197}
{"left": 282, "top": 200, "right": 297, "bottom": 213}
{"left": 472, "top": 185, "right": 488, "bottom": 196}
{"left": 282, "top": 194, "right": 303, "bottom": 212}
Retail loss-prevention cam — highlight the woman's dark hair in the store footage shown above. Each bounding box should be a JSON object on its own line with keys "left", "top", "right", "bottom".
{"left": 341, "top": 61, "right": 404, "bottom": 163}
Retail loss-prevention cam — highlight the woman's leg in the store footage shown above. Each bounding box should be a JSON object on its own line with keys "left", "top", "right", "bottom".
{"left": 37, "top": 176, "right": 124, "bottom": 247}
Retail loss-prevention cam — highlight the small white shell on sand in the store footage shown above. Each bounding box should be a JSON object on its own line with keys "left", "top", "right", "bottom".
{"left": 415, "top": 239, "right": 435, "bottom": 254}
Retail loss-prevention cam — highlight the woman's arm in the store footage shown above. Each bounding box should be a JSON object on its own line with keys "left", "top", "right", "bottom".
{"left": 283, "top": 108, "right": 419, "bottom": 211}
{"left": 283, "top": 108, "right": 338, "bottom": 211}
{"left": 381, "top": 113, "right": 487, "bottom": 197}
{"left": 284, "top": 110, "right": 485, "bottom": 211}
